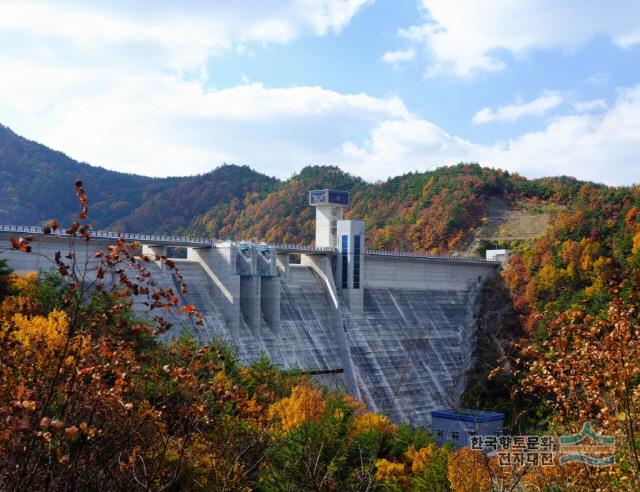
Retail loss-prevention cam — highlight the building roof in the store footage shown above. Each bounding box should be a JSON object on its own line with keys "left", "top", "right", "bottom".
{"left": 431, "top": 408, "right": 505, "bottom": 423}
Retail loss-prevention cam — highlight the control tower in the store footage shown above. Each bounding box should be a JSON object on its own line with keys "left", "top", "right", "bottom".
{"left": 309, "top": 189, "right": 364, "bottom": 314}
{"left": 309, "top": 189, "right": 349, "bottom": 248}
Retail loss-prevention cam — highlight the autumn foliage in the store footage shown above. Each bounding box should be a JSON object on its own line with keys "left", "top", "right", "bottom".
{"left": 0, "top": 181, "right": 456, "bottom": 490}
{"left": 2, "top": 173, "right": 640, "bottom": 489}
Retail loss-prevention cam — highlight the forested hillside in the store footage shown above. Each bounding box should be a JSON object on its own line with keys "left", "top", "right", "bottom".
{"left": 0, "top": 124, "right": 279, "bottom": 234}
{"left": 1, "top": 170, "right": 638, "bottom": 489}
{"left": 2, "top": 123, "right": 586, "bottom": 254}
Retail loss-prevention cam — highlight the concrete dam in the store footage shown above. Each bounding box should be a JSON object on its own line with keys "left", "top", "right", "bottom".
{"left": 0, "top": 189, "right": 500, "bottom": 427}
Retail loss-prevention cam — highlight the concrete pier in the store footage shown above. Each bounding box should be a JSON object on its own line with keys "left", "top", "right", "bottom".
{"left": 187, "top": 244, "right": 241, "bottom": 337}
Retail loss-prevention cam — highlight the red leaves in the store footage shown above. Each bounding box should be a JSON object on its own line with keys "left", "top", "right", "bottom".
{"left": 65, "top": 426, "right": 79, "bottom": 440}
{"left": 75, "top": 180, "right": 88, "bottom": 209}
{"left": 178, "top": 304, "right": 197, "bottom": 314}
{"left": 51, "top": 419, "right": 64, "bottom": 431}
{"left": 10, "top": 236, "right": 32, "bottom": 253}
{"left": 79, "top": 224, "right": 91, "bottom": 241}
{"left": 54, "top": 250, "right": 70, "bottom": 278}
{"left": 43, "top": 219, "right": 60, "bottom": 234}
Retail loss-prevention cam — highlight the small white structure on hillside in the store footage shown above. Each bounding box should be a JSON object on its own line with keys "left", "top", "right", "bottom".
{"left": 485, "top": 249, "right": 511, "bottom": 263}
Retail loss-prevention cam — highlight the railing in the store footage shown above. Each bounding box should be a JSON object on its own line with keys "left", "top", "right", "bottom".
{"left": 1, "top": 224, "right": 498, "bottom": 263}
{"left": 266, "top": 242, "right": 334, "bottom": 253}
{"left": 364, "top": 249, "right": 498, "bottom": 264}
{"left": 0, "top": 224, "right": 213, "bottom": 246}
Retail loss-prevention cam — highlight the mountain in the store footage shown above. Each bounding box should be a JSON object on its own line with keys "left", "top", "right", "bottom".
{"left": 0, "top": 124, "right": 279, "bottom": 234}
{"left": 216, "top": 164, "right": 587, "bottom": 254}
{"left": 0, "top": 123, "right": 587, "bottom": 254}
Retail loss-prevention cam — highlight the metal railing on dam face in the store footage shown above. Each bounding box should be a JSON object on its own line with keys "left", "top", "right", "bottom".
{"left": 0, "top": 224, "right": 214, "bottom": 247}
{"left": 364, "top": 249, "right": 500, "bottom": 265}
{"left": 0, "top": 225, "right": 331, "bottom": 254}
{"left": 0, "top": 224, "right": 500, "bottom": 265}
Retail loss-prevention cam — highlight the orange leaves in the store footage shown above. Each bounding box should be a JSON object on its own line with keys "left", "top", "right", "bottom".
{"left": 178, "top": 304, "right": 197, "bottom": 314}
{"left": 75, "top": 180, "right": 88, "bottom": 210}
{"left": 9, "top": 236, "right": 32, "bottom": 253}
{"left": 516, "top": 294, "right": 640, "bottom": 484}
{"left": 65, "top": 426, "right": 79, "bottom": 440}
{"left": 51, "top": 419, "right": 64, "bottom": 431}
{"left": 43, "top": 219, "right": 60, "bottom": 234}
{"left": 405, "top": 444, "right": 434, "bottom": 474}
{"left": 447, "top": 448, "right": 492, "bottom": 492}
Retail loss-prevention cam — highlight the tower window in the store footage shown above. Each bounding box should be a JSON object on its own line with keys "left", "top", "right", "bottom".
{"left": 341, "top": 235, "right": 348, "bottom": 289}
{"left": 353, "top": 234, "right": 361, "bottom": 289}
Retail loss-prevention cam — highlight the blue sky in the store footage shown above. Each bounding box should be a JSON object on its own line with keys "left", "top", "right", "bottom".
{"left": 0, "top": 1, "right": 639, "bottom": 184}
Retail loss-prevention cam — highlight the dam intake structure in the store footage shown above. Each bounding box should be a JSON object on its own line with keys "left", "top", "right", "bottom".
{"left": 0, "top": 190, "right": 500, "bottom": 427}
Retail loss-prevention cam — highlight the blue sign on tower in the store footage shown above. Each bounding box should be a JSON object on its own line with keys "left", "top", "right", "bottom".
{"left": 309, "top": 189, "right": 350, "bottom": 206}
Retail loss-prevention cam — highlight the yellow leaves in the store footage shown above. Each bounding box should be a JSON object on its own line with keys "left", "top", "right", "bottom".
{"left": 267, "top": 382, "right": 325, "bottom": 433}
{"left": 6, "top": 309, "right": 90, "bottom": 374}
{"left": 633, "top": 230, "right": 640, "bottom": 256}
{"left": 238, "top": 366, "right": 251, "bottom": 383}
{"left": 0, "top": 295, "right": 38, "bottom": 322}
{"left": 350, "top": 412, "right": 397, "bottom": 438}
{"left": 374, "top": 458, "right": 408, "bottom": 485}
{"left": 447, "top": 448, "right": 492, "bottom": 492}
{"left": 584, "top": 279, "right": 604, "bottom": 298}
{"left": 617, "top": 412, "right": 627, "bottom": 421}
{"left": 536, "top": 264, "right": 572, "bottom": 296}
{"left": 8, "top": 272, "right": 38, "bottom": 297}
{"left": 213, "top": 370, "right": 232, "bottom": 389}
{"left": 405, "top": 444, "right": 434, "bottom": 474}
{"left": 20, "top": 400, "right": 36, "bottom": 411}
{"left": 11, "top": 309, "right": 69, "bottom": 349}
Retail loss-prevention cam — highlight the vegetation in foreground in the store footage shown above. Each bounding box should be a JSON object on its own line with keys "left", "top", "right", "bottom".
{"left": 2, "top": 267, "right": 636, "bottom": 490}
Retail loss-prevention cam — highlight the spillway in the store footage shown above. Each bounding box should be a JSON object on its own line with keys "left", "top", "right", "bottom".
{"left": 150, "top": 261, "right": 482, "bottom": 427}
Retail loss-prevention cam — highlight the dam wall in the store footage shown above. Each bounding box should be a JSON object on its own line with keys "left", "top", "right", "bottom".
{"left": 1, "top": 189, "right": 501, "bottom": 429}
{"left": 1, "top": 228, "right": 498, "bottom": 428}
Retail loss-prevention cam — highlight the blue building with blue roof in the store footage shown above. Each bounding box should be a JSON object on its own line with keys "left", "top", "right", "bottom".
{"left": 431, "top": 409, "right": 505, "bottom": 448}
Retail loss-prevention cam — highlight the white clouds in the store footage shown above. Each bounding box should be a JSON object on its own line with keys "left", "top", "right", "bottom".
{"left": 0, "top": 51, "right": 408, "bottom": 177}
{"left": 340, "top": 85, "right": 640, "bottom": 185}
{"left": 473, "top": 92, "right": 564, "bottom": 124}
{"left": 399, "top": 0, "right": 640, "bottom": 77}
{"left": 572, "top": 99, "right": 608, "bottom": 112}
{"left": 382, "top": 48, "right": 416, "bottom": 64}
{"left": 341, "top": 118, "right": 476, "bottom": 180}
{"left": 0, "top": 1, "right": 371, "bottom": 68}
{"left": 0, "top": 1, "right": 639, "bottom": 187}
{"left": 0, "top": 0, "right": 378, "bottom": 177}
